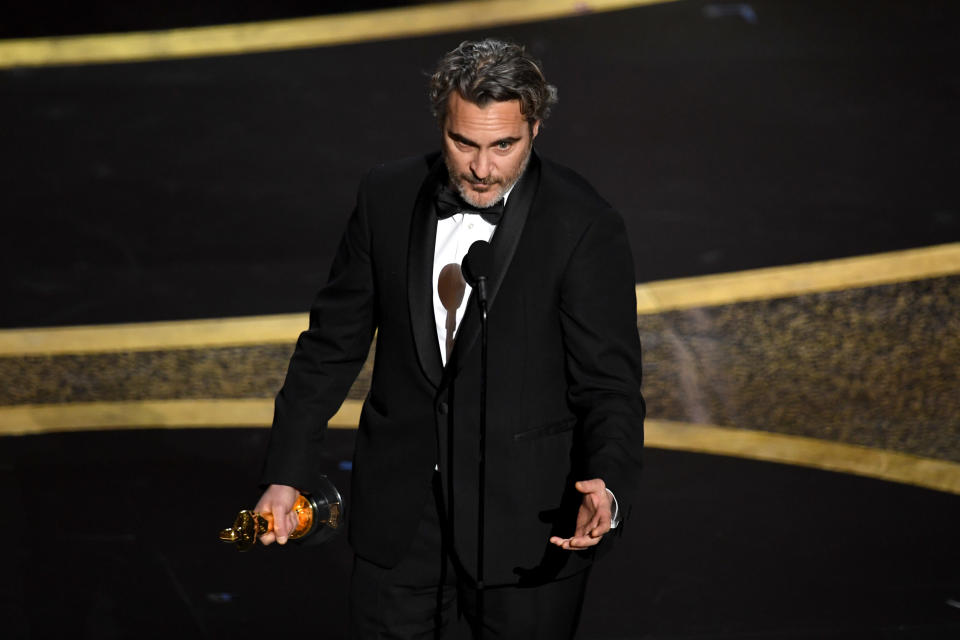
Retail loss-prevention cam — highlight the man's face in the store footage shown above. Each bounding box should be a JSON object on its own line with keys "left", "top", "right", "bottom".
{"left": 442, "top": 92, "right": 540, "bottom": 209}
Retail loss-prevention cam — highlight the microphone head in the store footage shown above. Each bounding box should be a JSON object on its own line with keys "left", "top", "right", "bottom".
{"left": 462, "top": 240, "right": 493, "bottom": 287}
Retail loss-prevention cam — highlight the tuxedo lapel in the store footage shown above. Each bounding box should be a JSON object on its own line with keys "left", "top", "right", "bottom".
{"left": 407, "top": 155, "right": 446, "bottom": 389}
{"left": 443, "top": 152, "right": 542, "bottom": 383}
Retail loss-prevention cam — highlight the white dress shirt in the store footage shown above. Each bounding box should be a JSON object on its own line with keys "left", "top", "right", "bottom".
{"left": 432, "top": 211, "right": 497, "bottom": 366}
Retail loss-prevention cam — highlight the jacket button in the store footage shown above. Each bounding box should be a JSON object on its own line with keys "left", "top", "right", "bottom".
{"left": 438, "top": 402, "right": 448, "bottom": 415}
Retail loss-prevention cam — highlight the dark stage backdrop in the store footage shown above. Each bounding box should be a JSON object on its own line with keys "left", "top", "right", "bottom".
{"left": 2, "top": 0, "right": 958, "bottom": 327}
{"left": 2, "top": 3, "right": 960, "bottom": 638}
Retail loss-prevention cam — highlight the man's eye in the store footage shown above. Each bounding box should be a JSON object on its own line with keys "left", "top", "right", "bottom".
{"left": 497, "top": 142, "right": 512, "bottom": 150}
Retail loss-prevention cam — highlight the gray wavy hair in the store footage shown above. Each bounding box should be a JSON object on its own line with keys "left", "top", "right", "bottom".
{"left": 428, "top": 39, "right": 558, "bottom": 126}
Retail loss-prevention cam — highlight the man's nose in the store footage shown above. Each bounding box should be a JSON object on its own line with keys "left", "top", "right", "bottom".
{"left": 470, "top": 151, "right": 491, "bottom": 180}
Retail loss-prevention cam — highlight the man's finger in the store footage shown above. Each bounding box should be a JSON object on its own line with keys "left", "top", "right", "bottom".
{"left": 286, "top": 511, "right": 299, "bottom": 538}
{"left": 577, "top": 512, "right": 600, "bottom": 539}
{"left": 589, "top": 505, "right": 612, "bottom": 535}
{"left": 275, "top": 510, "right": 291, "bottom": 544}
{"left": 549, "top": 536, "right": 576, "bottom": 550}
{"left": 589, "top": 517, "right": 611, "bottom": 538}
{"left": 575, "top": 478, "right": 606, "bottom": 495}
{"left": 550, "top": 534, "right": 601, "bottom": 550}
{"left": 549, "top": 534, "right": 602, "bottom": 550}
{"left": 568, "top": 534, "right": 602, "bottom": 549}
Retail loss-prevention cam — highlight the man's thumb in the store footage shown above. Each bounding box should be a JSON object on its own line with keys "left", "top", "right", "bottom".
{"left": 575, "top": 478, "right": 605, "bottom": 494}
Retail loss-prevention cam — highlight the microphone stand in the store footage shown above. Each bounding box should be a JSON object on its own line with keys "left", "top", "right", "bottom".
{"left": 462, "top": 239, "right": 492, "bottom": 638}
{"left": 475, "top": 275, "right": 488, "bottom": 638}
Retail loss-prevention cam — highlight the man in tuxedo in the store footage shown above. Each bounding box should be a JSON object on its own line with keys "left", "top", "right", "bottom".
{"left": 254, "top": 39, "right": 645, "bottom": 638}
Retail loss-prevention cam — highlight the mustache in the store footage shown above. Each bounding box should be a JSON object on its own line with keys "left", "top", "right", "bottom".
{"left": 459, "top": 174, "right": 503, "bottom": 186}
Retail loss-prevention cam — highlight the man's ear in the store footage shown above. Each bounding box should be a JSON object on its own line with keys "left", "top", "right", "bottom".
{"left": 531, "top": 120, "right": 541, "bottom": 139}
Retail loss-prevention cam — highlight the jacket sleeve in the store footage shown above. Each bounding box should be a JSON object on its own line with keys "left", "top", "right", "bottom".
{"left": 260, "top": 174, "right": 377, "bottom": 492}
{"left": 559, "top": 206, "right": 645, "bottom": 519}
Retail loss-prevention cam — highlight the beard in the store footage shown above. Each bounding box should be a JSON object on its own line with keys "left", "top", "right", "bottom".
{"left": 444, "top": 141, "right": 533, "bottom": 209}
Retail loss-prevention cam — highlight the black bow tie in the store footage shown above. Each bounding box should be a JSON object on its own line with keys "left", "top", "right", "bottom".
{"left": 436, "top": 187, "right": 504, "bottom": 225}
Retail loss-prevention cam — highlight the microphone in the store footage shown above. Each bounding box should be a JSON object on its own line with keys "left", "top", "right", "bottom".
{"left": 462, "top": 240, "right": 493, "bottom": 304}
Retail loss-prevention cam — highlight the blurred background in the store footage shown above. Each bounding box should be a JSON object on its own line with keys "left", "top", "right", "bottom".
{"left": 1, "top": 1, "right": 958, "bottom": 638}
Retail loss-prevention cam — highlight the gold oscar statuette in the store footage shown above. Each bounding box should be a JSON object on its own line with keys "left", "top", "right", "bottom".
{"left": 219, "top": 476, "right": 343, "bottom": 551}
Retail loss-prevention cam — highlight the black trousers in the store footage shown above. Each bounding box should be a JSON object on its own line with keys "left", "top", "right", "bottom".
{"left": 349, "top": 475, "right": 590, "bottom": 639}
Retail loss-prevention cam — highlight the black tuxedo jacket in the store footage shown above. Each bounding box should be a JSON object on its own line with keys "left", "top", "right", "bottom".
{"left": 262, "top": 151, "right": 645, "bottom": 586}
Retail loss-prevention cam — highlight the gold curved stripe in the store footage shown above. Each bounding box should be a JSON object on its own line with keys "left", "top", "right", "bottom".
{"left": 645, "top": 420, "right": 960, "bottom": 496}
{"left": 0, "top": 0, "right": 675, "bottom": 69}
{"left": 1, "top": 243, "right": 956, "bottom": 356}
{"left": 1, "top": 400, "right": 956, "bottom": 495}
{"left": 635, "top": 241, "right": 960, "bottom": 314}
{"left": 0, "top": 398, "right": 359, "bottom": 433}
{"left": 0, "top": 313, "right": 307, "bottom": 357}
